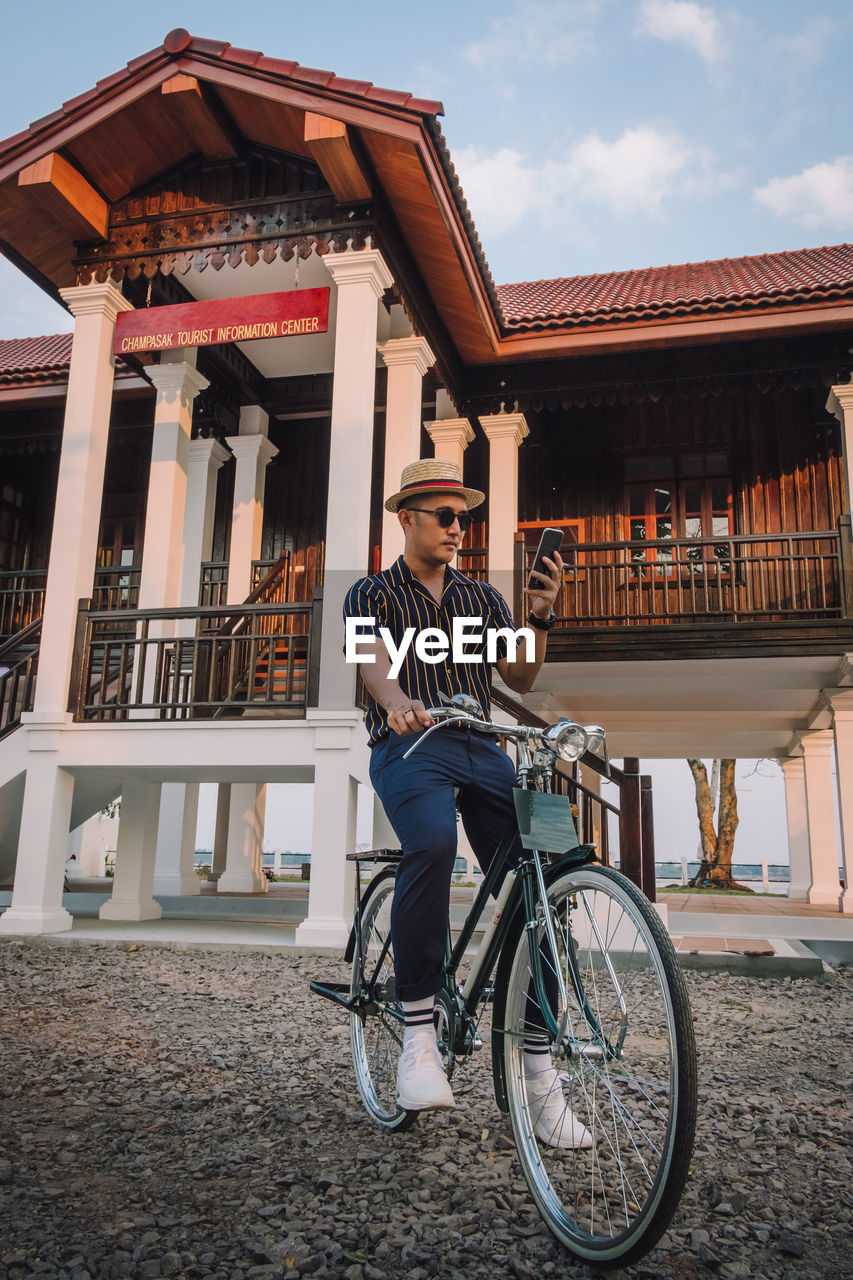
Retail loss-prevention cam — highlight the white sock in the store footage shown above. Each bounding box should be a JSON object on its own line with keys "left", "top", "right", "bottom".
{"left": 402, "top": 997, "right": 434, "bottom": 1045}
{"left": 524, "top": 1044, "right": 552, "bottom": 1076}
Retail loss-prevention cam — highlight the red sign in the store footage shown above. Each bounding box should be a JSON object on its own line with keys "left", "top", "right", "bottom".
{"left": 113, "top": 289, "right": 330, "bottom": 355}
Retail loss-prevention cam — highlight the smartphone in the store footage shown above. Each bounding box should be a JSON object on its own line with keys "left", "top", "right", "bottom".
{"left": 527, "top": 527, "right": 563, "bottom": 590}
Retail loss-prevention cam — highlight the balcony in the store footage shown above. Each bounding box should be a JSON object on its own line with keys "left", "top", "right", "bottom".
{"left": 69, "top": 597, "right": 321, "bottom": 722}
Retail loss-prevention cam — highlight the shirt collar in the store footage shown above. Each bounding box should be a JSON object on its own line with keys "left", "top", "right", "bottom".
{"left": 394, "top": 555, "right": 465, "bottom": 594}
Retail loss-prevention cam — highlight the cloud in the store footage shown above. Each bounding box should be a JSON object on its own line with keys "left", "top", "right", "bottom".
{"left": 635, "top": 0, "right": 726, "bottom": 65}
{"left": 770, "top": 15, "right": 836, "bottom": 74}
{"left": 464, "top": 0, "right": 604, "bottom": 67}
{"left": 753, "top": 156, "right": 853, "bottom": 228}
{"left": 453, "top": 125, "right": 720, "bottom": 242}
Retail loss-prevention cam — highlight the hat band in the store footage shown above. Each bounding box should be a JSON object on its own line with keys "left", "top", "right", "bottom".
{"left": 401, "top": 477, "right": 465, "bottom": 491}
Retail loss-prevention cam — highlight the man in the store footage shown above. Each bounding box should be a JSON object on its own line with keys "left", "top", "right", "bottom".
{"left": 343, "top": 459, "right": 591, "bottom": 1148}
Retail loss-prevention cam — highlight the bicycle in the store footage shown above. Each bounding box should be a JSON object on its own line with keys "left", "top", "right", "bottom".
{"left": 312, "top": 693, "right": 698, "bottom": 1269}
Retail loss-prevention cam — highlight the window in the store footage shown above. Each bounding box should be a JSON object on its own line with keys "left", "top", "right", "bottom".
{"left": 625, "top": 453, "right": 732, "bottom": 571}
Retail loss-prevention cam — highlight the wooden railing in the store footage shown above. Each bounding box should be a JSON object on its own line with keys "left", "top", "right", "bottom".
{"left": 0, "top": 570, "right": 46, "bottom": 636}
{"left": 199, "top": 562, "right": 229, "bottom": 609}
{"left": 70, "top": 596, "right": 322, "bottom": 722}
{"left": 514, "top": 525, "right": 849, "bottom": 627}
{"left": 0, "top": 618, "right": 41, "bottom": 740}
{"left": 92, "top": 565, "right": 141, "bottom": 611}
{"left": 490, "top": 687, "right": 655, "bottom": 899}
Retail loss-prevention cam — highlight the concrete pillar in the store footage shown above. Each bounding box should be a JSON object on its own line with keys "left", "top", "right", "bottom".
{"left": 0, "top": 749, "right": 75, "bottom": 935}
{"left": 800, "top": 730, "right": 841, "bottom": 906}
{"left": 139, "top": 352, "right": 209, "bottom": 611}
{"left": 317, "top": 248, "right": 393, "bottom": 709}
{"left": 153, "top": 782, "right": 201, "bottom": 897}
{"left": 826, "top": 385, "right": 853, "bottom": 512}
{"left": 181, "top": 437, "right": 231, "bottom": 607}
{"left": 35, "top": 281, "right": 133, "bottom": 715}
{"left": 781, "top": 757, "right": 811, "bottom": 901}
{"left": 100, "top": 780, "right": 163, "bottom": 921}
{"left": 295, "top": 739, "right": 359, "bottom": 947}
{"left": 217, "top": 783, "right": 267, "bottom": 894}
{"left": 426, "top": 415, "right": 475, "bottom": 473}
{"left": 377, "top": 335, "right": 435, "bottom": 559}
{"left": 224, "top": 408, "right": 278, "bottom": 605}
{"left": 151, "top": 431, "right": 227, "bottom": 891}
{"left": 480, "top": 410, "right": 529, "bottom": 596}
{"left": 209, "top": 783, "right": 230, "bottom": 882}
{"left": 829, "top": 690, "right": 853, "bottom": 912}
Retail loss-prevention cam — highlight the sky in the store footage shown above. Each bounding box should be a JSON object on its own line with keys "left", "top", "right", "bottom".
{"left": 1, "top": 0, "right": 852, "bottom": 338}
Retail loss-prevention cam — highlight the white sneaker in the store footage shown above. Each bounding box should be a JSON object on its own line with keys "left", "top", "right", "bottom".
{"left": 526, "top": 1068, "right": 594, "bottom": 1149}
{"left": 396, "top": 1034, "right": 455, "bottom": 1111}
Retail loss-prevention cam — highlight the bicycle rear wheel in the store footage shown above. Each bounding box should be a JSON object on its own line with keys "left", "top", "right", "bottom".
{"left": 350, "top": 867, "right": 415, "bottom": 1132}
{"left": 499, "top": 863, "right": 697, "bottom": 1268}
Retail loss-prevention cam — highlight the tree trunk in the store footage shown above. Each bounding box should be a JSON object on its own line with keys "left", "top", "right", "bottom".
{"left": 687, "top": 758, "right": 750, "bottom": 891}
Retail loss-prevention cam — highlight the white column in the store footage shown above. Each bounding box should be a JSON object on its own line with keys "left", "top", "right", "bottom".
{"left": 151, "top": 433, "right": 227, "bottom": 893}
{"left": 800, "top": 730, "right": 841, "bottom": 906}
{"left": 35, "top": 281, "right": 133, "bottom": 715}
{"left": 317, "top": 249, "right": 393, "bottom": 709}
{"left": 295, "top": 741, "right": 358, "bottom": 947}
{"left": 426, "top": 415, "right": 475, "bottom": 473}
{"left": 480, "top": 410, "right": 529, "bottom": 596}
{"left": 224, "top": 410, "right": 278, "bottom": 605}
{"left": 0, "top": 749, "right": 75, "bottom": 935}
{"left": 181, "top": 439, "right": 230, "bottom": 605}
{"left": 829, "top": 691, "right": 853, "bottom": 912}
{"left": 372, "top": 791, "right": 398, "bottom": 849}
{"left": 378, "top": 335, "right": 435, "bottom": 560}
{"left": 153, "top": 782, "right": 201, "bottom": 897}
{"left": 100, "top": 781, "right": 163, "bottom": 921}
{"left": 210, "top": 783, "right": 230, "bottom": 882}
{"left": 826, "top": 386, "right": 853, "bottom": 512}
{"left": 781, "top": 757, "right": 811, "bottom": 901}
{"left": 139, "top": 352, "right": 209, "bottom": 610}
{"left": 217, "top": 782, "right": 267, "bottom": 894}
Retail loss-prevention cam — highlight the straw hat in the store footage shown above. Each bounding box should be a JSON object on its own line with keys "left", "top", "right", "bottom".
{"left": 384, "top": 459, "right": 485, "bottom": 513}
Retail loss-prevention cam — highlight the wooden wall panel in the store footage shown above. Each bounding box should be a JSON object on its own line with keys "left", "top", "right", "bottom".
{"left": 518, "top": 383, "right": 844, "bottom": 543}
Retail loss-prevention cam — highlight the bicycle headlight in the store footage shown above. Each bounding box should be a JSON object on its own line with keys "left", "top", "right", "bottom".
{"left": 583, "top": 725, "right": 606, "bottom": 757}
{"left": 542, "top": 719, "right": 589, "bottom": 762}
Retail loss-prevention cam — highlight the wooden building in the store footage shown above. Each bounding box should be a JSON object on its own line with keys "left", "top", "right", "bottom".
{"left": 0, "top": 29, "right": 851, "bottom": 937}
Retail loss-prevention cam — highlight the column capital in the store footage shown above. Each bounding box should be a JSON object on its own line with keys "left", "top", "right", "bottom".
{"left": 425, "top": 417, "right": 475, "bottom": 451}
{"left": 188, "top": 437, "right": 231, "bottom": 468}
{"left": 147, "top": 361, "right": 209, "bottom": 405}
{"left": 796, "top": 728, "right": 836, "bottom": 758}
{"left": 827, "top": 687, "right": 853, "bottom": 721}
{"left": 225, "top": 434, "right": 279, "bottom": 467}
{"left": 59, "top": 280, "right": 134, "bottom": 322}
{"left": 781, "top": 755, "right": 805, "bottom": 778}
{"left": 377, "top": 334, "right": 435, "bottom": 376}
{"left": 479, "top": 410, "right": 530, "bottom": 447}
{"left": 323, "top": 247, "right": 394, "bottom": 297}
{"left": 826, "top": 384, "right": 853, "bottom": 421}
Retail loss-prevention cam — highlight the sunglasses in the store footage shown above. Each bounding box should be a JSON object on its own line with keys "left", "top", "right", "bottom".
{"left": 404, "top": 506, "right": 474, "bottom": 532}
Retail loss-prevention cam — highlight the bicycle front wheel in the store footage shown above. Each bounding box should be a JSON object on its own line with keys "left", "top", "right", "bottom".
{"left": 499, "top": 863, "right": 697, "bottom": 1268}
{"left": 349, "top": 867, "right": 415, "bottom": 1132}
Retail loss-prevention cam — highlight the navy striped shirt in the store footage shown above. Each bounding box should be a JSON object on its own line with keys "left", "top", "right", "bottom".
{"left": 343, "top": 556, "right": 516, "bottom": 745}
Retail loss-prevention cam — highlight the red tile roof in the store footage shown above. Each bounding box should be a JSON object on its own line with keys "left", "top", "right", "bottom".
{"left": 0, "top": 333, "right": 73, "bottom": 383}
{"left": 0, "top": 333, "right": 134, "bottom": 384}
{"left": 0, "top": 29, "right": 444, "bottom": 159}
{"left": 496, "top": 244, "right": 853, "bottom": 330}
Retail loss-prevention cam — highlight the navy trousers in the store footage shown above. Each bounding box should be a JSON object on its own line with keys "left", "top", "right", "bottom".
{"left": 369, "top": 727, "right": 522, "bottom": 1002}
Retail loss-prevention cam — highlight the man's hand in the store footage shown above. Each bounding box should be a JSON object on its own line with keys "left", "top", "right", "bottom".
{"left": 524, "top": 551, "right": 564, "bottom": 618}
{"left": 384, "top": 695, "right": 434, "bottom": 737}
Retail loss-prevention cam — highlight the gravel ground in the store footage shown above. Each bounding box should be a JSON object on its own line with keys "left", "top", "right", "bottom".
{"left": 1, "top": 941, "right": 851, "bottom": 1280}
